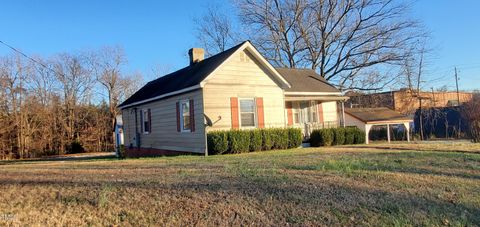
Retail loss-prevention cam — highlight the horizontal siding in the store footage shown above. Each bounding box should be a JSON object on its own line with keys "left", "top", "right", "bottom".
{"left": 321, "top": 101, "right": 338, "bottom": 123}
{"left": 122, "top": 89, "right": 206, "bottom": 153}
{"left": 345, "top": 114, "right": 365, "bottom": 131}
{"left": 203, "top": 49, "right": 286, "bottom": 131}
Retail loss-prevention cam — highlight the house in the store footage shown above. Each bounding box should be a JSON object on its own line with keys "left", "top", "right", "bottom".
{"left": 344, "top": 107, "right": 413, "bottom": 144}
{"left": 118, "top": 41, "right": 348, "bottom": 157}
{"left": 347, "top": 89, "right": 474, "bottom": 115}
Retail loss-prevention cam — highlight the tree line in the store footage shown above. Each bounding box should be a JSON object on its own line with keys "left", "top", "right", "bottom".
{"left": 0, "top": 46, "right": 141, "bottom": 159}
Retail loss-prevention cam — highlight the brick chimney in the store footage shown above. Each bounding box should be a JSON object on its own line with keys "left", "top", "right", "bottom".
{"left": 188, "top": 48, "right": 204, "bottom": 65}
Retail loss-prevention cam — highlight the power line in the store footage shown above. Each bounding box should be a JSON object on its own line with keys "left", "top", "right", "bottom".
{"left": 0, "top": 40, "right": 63, "bottom": 76}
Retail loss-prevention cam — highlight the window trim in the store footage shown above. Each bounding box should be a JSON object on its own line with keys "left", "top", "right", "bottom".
{"left": 238, "top": 97, "right": 257, "bottom": 128}
{"left": 179, "top": 99, "right": 191, "bottom": 133}
{"left": 292, "top": 102, "right": 301, "bottom": 125}
{"left": 141, "top": 108, "right": 150, "bottom": 134}
{"left": 310, "top": 101, "right": 318, "bottom": 123}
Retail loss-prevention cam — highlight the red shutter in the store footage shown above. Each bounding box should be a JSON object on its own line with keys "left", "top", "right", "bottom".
{"left": 317, "top": 102, "right": 324, "bottom": 123}
{"left": 140, "top": 110, "right": 144, "bottom": 133}
{"left": 189, "top": 99, "right": 195, "bottom": 132}
{"left": 148, "top": 109, "right": 152, "bottom": 133}
{"left": 176, "top": 102, "right": 181, "bottom": 132}
{"left": 230, "top": 97, "right": 239, "bottom": 129}
{"left": 286, "top": 102, "right": 293, "bottom": 126}
{"left": 256, "top": 97, "right": 265, "bottom": 128}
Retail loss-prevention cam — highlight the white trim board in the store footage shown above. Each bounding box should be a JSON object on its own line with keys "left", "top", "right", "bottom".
{"left": 120, "top": 85, "right": 201, "bottom": 109}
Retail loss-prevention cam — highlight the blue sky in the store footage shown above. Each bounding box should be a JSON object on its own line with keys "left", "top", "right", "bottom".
{"left": 0, "top": 0, "right": 478, "bottom": 91}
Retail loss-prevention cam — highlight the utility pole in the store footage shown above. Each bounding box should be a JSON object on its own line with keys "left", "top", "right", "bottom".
{"left": 455, "top": 67, "right": 460, "bottom": 105}
{"left": 417, "top": 49, "right": 424, "bottom": 140}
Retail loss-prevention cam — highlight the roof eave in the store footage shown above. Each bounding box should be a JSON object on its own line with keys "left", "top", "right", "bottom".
{"left": 119, "top": 85, "right": 202, "bottom": 109}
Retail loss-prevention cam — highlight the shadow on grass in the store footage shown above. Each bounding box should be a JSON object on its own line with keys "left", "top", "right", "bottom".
{"left": 0, "top": 153, "right": 118, "bottom": 165}
{"left": 0, "top": 172, "right": 478, "bottom": 226}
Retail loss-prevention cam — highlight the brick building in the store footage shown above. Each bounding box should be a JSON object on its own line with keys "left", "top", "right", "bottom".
{"left": 347, "top": 89, "right": 474, "bottom": 115}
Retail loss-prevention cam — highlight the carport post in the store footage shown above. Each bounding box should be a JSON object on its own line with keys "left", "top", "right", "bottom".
{"left": 387, "top": 124, "right": 391, "bottom": 143}
{"left": 365, "top": 124, "right": 372, "bottom": 144}
{"left": 403, "top": 122, "right": 411, "bottom": 142}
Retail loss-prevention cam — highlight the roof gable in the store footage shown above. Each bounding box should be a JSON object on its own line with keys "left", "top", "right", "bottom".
{"left": 119, "top": 42, "right": 246, "bottom": 108}
{"left": 119, "top": 41, "right": 290, "bottom": 109}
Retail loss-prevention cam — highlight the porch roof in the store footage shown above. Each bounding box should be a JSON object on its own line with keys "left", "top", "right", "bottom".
{"left": 345, "top": 107, "right": 412, "bottom": 124}
{"left": 285, "top": 95, "right": 349, "bottom": 101}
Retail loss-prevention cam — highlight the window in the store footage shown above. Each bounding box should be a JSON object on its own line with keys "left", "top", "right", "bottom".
{"left": 292, "top": 102, "right": 300, "bottom": 124}
{"left": 141, "top": 109, "right": 150, "bottom": 134}
{"left": 180, "top": 100, "right": 191, "bottom": 131}
{"left": 310, "top": 101, "right": 318, "bottom": 123}
{"left": 239, "top": 98, "right": 256, "bottom": 127}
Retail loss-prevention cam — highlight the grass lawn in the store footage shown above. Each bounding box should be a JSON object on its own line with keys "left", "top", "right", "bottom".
{"left": 0, "top": 144, "right": 479, "bottom": 226}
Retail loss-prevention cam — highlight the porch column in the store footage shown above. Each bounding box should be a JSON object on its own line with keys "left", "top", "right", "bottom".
{"left": 341, "top": 101, "right": 346, "bottom": 127}
{"left": 365, "top": 124, "right": 372, "bottom": 144}
{"left": 387, "top": 124, "right": 391, "bottom": 143}
{"left": 403, "top": 122, "right": 411, "bottom": 142}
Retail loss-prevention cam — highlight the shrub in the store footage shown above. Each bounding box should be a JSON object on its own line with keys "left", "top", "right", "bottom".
{"left": 118, "top": 145, "right": 126, "bottom": 159}
{"left": 310, "top": 128, "right": 334, "bottom": 147}
{"left": 344, "top": 127, "right": 355, "bottom": 145}
{"left": 271, "top": 128, "right": 289, "bottom": 149}
{"left": 66, "top": 140, "right": 85, "bottom": 154}
{"left": 249, "top": 130, "right": 263, "bottom": 151}
{"left": 333, "top": 127, "right": 346, "bottom": 145}
{"left": 207, "top": 131, "right": 229, "bottom": 154}
{"left": 207, "top": 128, "right": 302, "bottom": 154}
{"left": 261, "top": 129, "right": 274, "bottom": 150}
{"left": 228, "top": 130, "right": 250, "bottom": 153}
{"left": 321, "top": 129, "right": 335, "bottom": 146}
{"left": 287, "top": 128, "right": 303, "bottom": 148}
{"left": 353, "top": 128, "right": 366, "bottom": 144}
{"left": 310, "top": 130, "right": 322, "bottom": 147}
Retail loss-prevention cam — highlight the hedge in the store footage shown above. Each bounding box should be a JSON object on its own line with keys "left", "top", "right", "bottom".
{"left": 344, "top": 127, "right": 355, "bottom": 145}
{"left": 310, "top": 127, "right": 365, "bottom": 147}
{"left": 333, "top": 127, "right": 346, "bottom": 145}
{"left": 207, "top": 128, "right": 303, "bottom": 155}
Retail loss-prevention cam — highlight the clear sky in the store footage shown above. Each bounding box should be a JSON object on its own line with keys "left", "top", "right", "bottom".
{"left": 0, "top": 0, "right": 478, "bottom": 91}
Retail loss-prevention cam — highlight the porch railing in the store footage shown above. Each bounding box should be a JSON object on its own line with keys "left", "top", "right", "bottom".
{"left": 304, "top": 121, "right": 338, "bottom": 139}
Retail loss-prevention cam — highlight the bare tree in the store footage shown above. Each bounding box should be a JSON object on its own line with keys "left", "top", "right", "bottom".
{"left": 53, "top": 52, "right": 95, "bottom": 151}
{"left": 194, "top": 3, "right": 241, "bottom": 56}
{"left": 235, "top": 0, "right": 425, "bottom": 90}
{"left": 90, "top": 46, "right": 127, "bottom": 130}
{"left": 461, "top": 94, "right": 480, "bottom": 142}
{"left": 237, "top": 0, "right": 307, "bottom": 68}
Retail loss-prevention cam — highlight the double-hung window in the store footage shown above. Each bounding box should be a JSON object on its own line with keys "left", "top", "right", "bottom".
{"left": 140, "top": 109, "right": 151, "bottom": 134}
{"left": 239, "top": 98, "right": 256, "bottom": 127}
{"left": 180, "top": 100, "right": 191, "bottom": 132}
{"left": 292, "top": 102, "right": 300, "bottom": 124}
{"left": 309, "top": 101, "right": 318, "bottom": 123}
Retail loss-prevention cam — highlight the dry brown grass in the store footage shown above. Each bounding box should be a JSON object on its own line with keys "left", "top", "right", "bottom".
{"left": 0, "top": 144, "right": 479, "bottom": 226}
{"left": 350, "top": 140, "right": 480, "bottom": 153}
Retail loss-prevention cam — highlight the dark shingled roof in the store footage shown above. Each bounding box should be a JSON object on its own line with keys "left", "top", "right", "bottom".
{"left": 275, "top": 68, "right": 340, "bottom": 93}
{"left": 345, "top": 107, "right": 412, "bottom": 123}
{"left": 119, "top": 41, "right": 247, "bottom": 108}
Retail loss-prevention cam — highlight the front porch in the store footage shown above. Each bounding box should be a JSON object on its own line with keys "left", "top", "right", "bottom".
{"left": 285, "top": 95, "right": 348, "bottom": 139}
